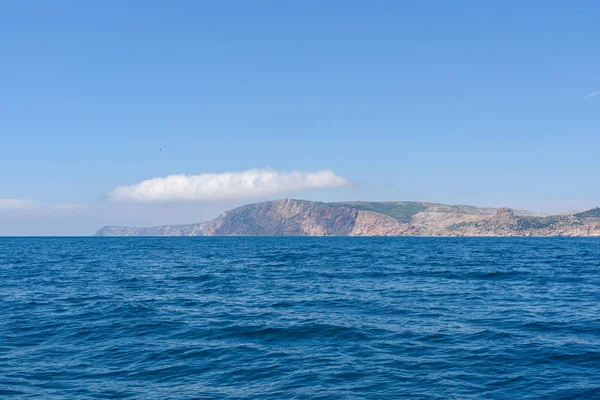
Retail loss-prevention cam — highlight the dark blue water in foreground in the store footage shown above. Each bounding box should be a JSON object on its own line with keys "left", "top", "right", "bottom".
{"left": 1, "top": 238, "right": 600, "bottom": 399}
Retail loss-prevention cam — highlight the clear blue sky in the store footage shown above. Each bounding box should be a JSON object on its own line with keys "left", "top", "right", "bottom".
{"left": 1, "top": 1, "right": 599, "bottom": 234}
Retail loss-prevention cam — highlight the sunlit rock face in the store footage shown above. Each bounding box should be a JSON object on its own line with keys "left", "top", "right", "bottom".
{"left": 94, "top": 199, "right": 600, "bottom": 237}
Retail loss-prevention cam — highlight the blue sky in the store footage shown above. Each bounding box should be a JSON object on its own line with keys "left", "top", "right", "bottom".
{"left": 1, "top": 1, "right": 599, "bottom": 234}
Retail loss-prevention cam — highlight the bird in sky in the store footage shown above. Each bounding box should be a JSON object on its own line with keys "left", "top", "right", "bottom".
{"left": 160, "top": 148, "right": 164, "bottom": 152}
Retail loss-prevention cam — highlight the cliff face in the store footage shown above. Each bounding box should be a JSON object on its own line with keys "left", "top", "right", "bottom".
{"left": 94, "top": 200, "right": 600, "bottom": 237}
{"left": 202, "top": 199, "right": 359, "bottom": 236}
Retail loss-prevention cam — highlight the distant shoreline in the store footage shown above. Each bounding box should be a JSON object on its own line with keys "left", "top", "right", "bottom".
{"left": 94, "top": 199, "right": 600, "bottom": 238}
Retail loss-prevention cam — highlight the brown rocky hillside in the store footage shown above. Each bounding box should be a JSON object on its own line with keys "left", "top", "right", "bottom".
{"left": 95, "top": 199, "right": 600, "bottom": 237}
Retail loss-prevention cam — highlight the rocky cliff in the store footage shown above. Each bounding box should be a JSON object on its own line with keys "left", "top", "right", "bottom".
{"left": 94, "top": 199, "right": 600, "bottom": 237}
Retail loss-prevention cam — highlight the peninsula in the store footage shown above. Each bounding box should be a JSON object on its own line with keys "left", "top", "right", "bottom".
{"left": 95, "top": 199, "right": 600, "bottom": 237}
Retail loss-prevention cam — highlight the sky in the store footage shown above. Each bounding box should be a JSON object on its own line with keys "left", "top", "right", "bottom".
{"left": 1, "top": 1, "right": 599, "bottom": 235}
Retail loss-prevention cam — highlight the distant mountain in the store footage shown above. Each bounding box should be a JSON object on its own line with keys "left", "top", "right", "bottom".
{"left": 94, "top": 199, "right": 600, "bottom": 237}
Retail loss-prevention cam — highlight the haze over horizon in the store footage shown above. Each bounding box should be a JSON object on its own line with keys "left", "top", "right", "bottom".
{"left": 2, "top": 1, "right": 599, "bottom": 235}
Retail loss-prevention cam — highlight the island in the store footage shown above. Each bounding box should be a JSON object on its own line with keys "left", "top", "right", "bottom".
{"left": 94, "top": 199, "right": 600, "bottom": 237}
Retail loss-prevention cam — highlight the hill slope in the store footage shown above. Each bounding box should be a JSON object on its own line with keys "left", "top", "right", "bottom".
{"left": 95, "top": 199, "right": 600, "bottom": 237}
{"left": 95, "top": 199, "right": 600, "bottom": 236}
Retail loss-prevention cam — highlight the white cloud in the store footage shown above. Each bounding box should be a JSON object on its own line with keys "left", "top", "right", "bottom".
{"left": 0, "top": 199, "right": 90, "bottom": 221}
{"left": 0, "top": 198, "right": 37, "bottom": 209}
{"left": 585, "top": 91, "right": 600, "bottom": 98}
{"left": 108, "top": 169, "right": 349, "bottom": 202}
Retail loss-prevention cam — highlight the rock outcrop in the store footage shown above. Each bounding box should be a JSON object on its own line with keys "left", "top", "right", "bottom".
{"left": 94, "top": 199, "right": 600, "bottom": 237}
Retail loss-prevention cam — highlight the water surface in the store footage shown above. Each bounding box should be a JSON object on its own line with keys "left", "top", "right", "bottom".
{"left": 1, "top": 237, "right": 599, "bottom": 398}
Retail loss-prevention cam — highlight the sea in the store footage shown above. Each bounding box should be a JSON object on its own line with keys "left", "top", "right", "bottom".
{"left": 1, "top": 237, "right": 599, "bottom": 399}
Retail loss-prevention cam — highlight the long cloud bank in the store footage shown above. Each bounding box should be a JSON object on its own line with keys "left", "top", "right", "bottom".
{"left": 108, "top": 169, "right": 349, "bottom": 202}
{"left": 0, "top": 198, "right": 37, "bottom": 210}
{"left": 0, "top": 199, "right": 87, "bottom": 216}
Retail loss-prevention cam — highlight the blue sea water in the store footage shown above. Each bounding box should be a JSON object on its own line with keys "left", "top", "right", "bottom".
{"left": 1, "top": 237, "right": 600, "bottom": 399}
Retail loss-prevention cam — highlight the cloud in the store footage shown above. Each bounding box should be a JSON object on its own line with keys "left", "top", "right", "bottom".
{"left": 0, "top": 198, "right": 37, "bottom": 210}
{"left": 585, "top": 91, "right": 600, "bottom": 98}
{"left": 108, "top": 169, "right": 349, "bottom": 202}
{"left": 0, "top": 199, "right": 89, "bottom": 217}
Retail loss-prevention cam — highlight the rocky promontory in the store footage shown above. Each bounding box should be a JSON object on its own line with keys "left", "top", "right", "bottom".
{"left": 94, "top": 199, "right": 600, "bottom": 237}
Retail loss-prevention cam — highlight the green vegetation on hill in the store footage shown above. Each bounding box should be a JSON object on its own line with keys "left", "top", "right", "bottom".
{"left": 337, "top": 202, "right": 427, "bottom": 223}
{"left": 574, "top": 208, "right": 600, "bottom": 219}
{"left": 447, "top": 215, "right": 582, "bottom": 233}
{"left": 516, "top": 216, "right": 579, "bottom": 230}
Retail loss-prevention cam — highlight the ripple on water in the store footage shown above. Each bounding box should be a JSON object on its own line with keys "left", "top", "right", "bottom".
{"left": 1, "top": 237, "right": 600, "bottom": 399}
